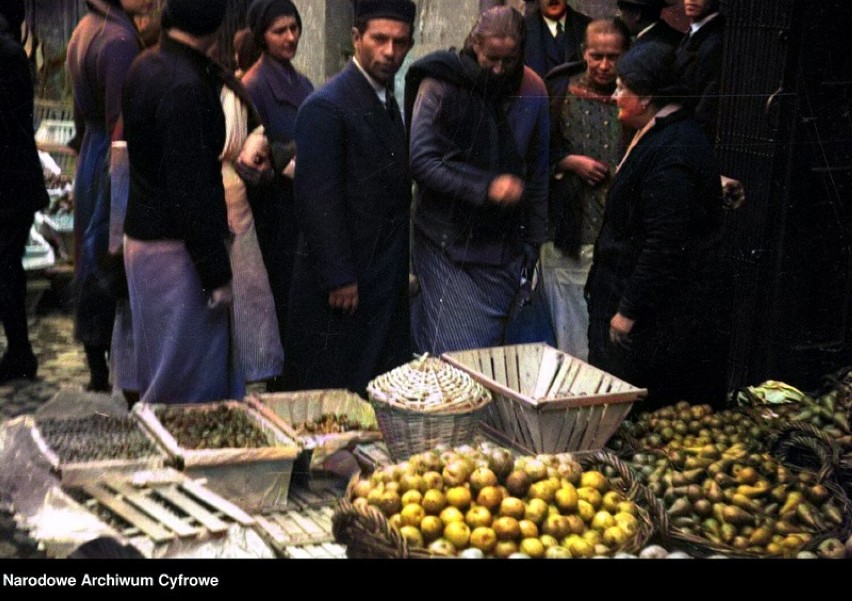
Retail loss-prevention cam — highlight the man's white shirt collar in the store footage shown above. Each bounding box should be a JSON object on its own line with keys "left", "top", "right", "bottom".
{"left": 690, "top": 12, "right": 720, "bottom": 37}
{"left": 544, "top": 15, "right": 567, "bottom": 38}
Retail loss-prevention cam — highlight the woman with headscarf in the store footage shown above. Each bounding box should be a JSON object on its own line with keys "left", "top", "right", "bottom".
{"left": 406, "top": 6, "right": 549, "bottom": 355}
{"left": 543, "top": 17, "right": 631, "bottom": 361}
{"left": 0, "top": 0, "right": 48, "bottom": 384}
{"left": 586, "top": 42, "right": 730, "bottom": 410}
{"left": 66, "top": 0, "right": 153, "bottom": 392}
{"left": 241, "top": 0, "right": 314, "bottom": 381}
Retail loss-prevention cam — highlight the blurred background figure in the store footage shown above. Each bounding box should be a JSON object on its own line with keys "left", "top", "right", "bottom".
{"left": 66, "top": 0, "right": 153, "bottom": 392}
{"left": 675, "top": 0, "right": 724, "bottom": 140}
{"left": 0, "top": 0, "right": 48, "bottom": 385}
{"left": 524, "top": 0, "right": 590, "bottom": 98}
{"left": 233, "top": 26, "right": 261, "bottom": 77}
{"left": 617, "top": 0, "right": 682, "bottom": 48}
{"left": 542, "top": 18, "right": 631, "bottom": 360}
{"left": 242, "top": 0, "right": 314, "bottom": 390}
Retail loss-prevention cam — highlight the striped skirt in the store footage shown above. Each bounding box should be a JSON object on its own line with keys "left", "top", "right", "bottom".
{"left": 412, "top": 232, "right": 524, "bottom": 356}
{"left": 124, "top": 237, "right": 244, "bottom": 405}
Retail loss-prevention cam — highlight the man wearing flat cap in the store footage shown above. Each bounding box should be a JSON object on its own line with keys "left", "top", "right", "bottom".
{"left": 281, "top": 0, "right": 416, "bottom": 393}
{"left": 617, "top": 0, "right": 683, "bottom": 48}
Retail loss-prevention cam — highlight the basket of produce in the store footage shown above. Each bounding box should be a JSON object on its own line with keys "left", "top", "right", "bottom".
{"left": 246, "top": 390, "right": 381, "bottom": 469}
{"left": 441, "top": 343, "right": 646, "bottom": 455}
{"left": 623, "top": 403, "right": 851, "bottom": 558}
{"left": 332, "top": 442, "right": 660, "bottom": 558}
{"left": 133, "top": 401, "right": 301, "bottom": 513}
{"left": 31, "top": 413, "right": 170, "bottom": 486}
{"left": 366, "top": 356, "right": 492, "bottom": 462}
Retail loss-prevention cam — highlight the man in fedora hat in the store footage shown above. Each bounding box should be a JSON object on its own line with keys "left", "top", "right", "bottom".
{"left": 617, "top": 0, "right": 683, "bottom": 48}
{"left": 281, "top": 0, "right": 416, "bottom": 393}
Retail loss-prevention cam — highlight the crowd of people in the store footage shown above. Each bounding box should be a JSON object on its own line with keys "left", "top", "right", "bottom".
{"left": 0, "top": 0, "right": 737, "bottom": 410}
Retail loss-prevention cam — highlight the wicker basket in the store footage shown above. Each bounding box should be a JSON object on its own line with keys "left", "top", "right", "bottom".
{"left": 442, "top": 344, "right": 646, "bottom": 455}
{"left": 332, "top": 450, "right": 660, "bottom": 559}
{"left": 366, "top": 357, "right": 491, "bottom": 462}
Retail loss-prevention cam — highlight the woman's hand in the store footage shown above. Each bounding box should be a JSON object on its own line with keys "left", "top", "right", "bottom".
{"left": 283, "top": 157, "right": 296, "bottom": 180}
{"left": 609, "top": 312, "right": 635, "bottom": 348}
{"left": 209, "top": 283, "right": 233, "bottom": 309}
{"left": 488, "top": 174, "right": 524, "bottom": 206}
{"left": 329, "top": 283, "right": 359, "bottom": 314}
{"left": 560, "top": 155, "right": 609, "bottom": 187}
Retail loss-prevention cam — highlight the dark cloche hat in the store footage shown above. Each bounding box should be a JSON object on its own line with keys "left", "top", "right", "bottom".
{"left": 354, "top": 0, "right": 416, "bottom": 25}
{"left": 164, "top": 0, "right": 227, "bottom": 37}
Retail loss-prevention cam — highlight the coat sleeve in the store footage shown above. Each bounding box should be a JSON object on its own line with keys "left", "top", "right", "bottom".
{"left": 409, "top": 78, "right": 492, "bottom": 207}
{"left": 97, "top": 36, "right": 139, "bottom": 139}
{"left": 293, "top": 95, "right": 356, "bottom": 292}
{"left": 157, "top": 83, "right": 231, "bottom": 292}
{"left": 522, "top": 91, "right": 550, "bottom": 248}
{"left": 617, "top": 153, "right": 695, "bottom": 321}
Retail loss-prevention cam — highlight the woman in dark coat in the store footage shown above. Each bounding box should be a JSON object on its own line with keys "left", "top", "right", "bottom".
{"left": 586, "top": 42, "right": 730, "bottom": 410}
{"left": 66, "top": 0, "right": 152, "bottom": 391}
{"left": 242, "top": 0, "right": 314, "bottom": 380}
{"left": 0, "top": 0, "right": 48, "bottom": 383}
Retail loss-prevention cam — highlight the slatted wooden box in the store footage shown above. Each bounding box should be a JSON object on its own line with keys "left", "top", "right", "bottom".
{"left": 133, "top": 401, "right": 301, "bottom": 514}
{"left": 441, "top": 343, "right": 647, "bottom": 454}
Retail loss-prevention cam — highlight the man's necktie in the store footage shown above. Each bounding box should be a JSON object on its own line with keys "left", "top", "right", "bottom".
{"left": 556, "top": 21, "right": 564, "bottom": 37}
{"left": 386, "top": 91, "right": 400, "bottom": 123}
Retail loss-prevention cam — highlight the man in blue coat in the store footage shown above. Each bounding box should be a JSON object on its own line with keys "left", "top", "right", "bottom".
{"left": 524, "top": 0, "right": 590, "bottom": 86}
{"left": 281, "top": 0, "right": 416, "bottom": 393}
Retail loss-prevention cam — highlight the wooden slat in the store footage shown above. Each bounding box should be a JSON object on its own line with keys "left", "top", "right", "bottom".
{"left": 289, "top": 488, "right": 324, "bottom": 508}
{"left": 254, "top": 514, "right": 288, "bottom": 547}
{"left": 571, "top": 363, "right": 604, "bottom": 396}
{"left": 538, "top": 390, "right": 644, "bottom": 409}
{"left": 557, "top": 360, "right": 583, "bottom": 396}
{"left": 285, "top": 546, "right": 313, "bottom": 559}
{"left": 271, "top": 513, "right": 310, "bottom": 543}
{"left": 180, "top": 480, "right": 255, "bottom": 526}
{"left": 595, "top": 374, "right": 614, "bottom": 395}
{"left": 108, "top": 482, "right": 199, "bottom": 538}
{"left": 551, "top": 408, "right": 578, "bottom": 453}
{"left": 594, "top": 403, "right": 633, "bottom": 447}
{"left": 478, "top": 353, "right": 494, "bottom": 381}
{"left": 546, "top": 356, "right": 574, "bottom": 399}
{"left": 518, "top": 346, "right": 543, "bottom": 397}
{"left": 82, "top": 483, "right": 175, "bottom": 544}
{"left": 505, "top": 346, "right": 520, "bottom": 393}
{"left": 287, "top": 510, "right": 327, "bottom": 538}
{"left": 155, "top": 486, "right": 229, "bottom": 534}
{"left": 579, "top": 405, "right": 605, "bottom": 450}
{"left": 490, "top": 346, "right": 507, "bottom": 387}
{"left": 565, "top": 406, "right": 590, "bottom": 451}
{"left": 515, "top": 404, "right": 540, "bottom": 452}
{"left": 321, "top": 543, "right": 346, "bottom": 558}
{"left": 533, "top": 350, "right": 560, "bottom": 399}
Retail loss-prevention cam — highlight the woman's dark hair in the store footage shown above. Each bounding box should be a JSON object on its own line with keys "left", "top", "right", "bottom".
{"left": 617, "top": 41, "right": 689, "bottom": 108}
{"left": 234, "top": 27, "right": 262, "bottom": 72}
{"left": 247, "top": 0, "right": 302, "bottom": 50}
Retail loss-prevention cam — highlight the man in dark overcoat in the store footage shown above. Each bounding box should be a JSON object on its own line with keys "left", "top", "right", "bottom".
{"left": 281, "top": 0, "right": 416, "bottom": 394}
{"left": 617, "top": 0, "right": 683, "bottom": 48}
{"left": 524, "top": 0, "right": 590, "bottom": 96}
{"left": 674, "top": 0, "right": 725, "bottom": 140}
{"left": 0, "top": 0, "right": 48, "bottom": 383}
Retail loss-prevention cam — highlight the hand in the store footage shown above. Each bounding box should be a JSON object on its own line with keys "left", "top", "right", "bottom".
{"left": 488, "top": 174, "right": 524, "bottom": 206}
{"left": 721, "top": 175, "right": 746, "bottom": 210}
{"left": 234, "top": 157, "right": 274, "bottom": 186}
{"left": 282, "top": 157, "right": 296, "bottom": 180}
{"left": 209, "top": 283, "right": 233, "bottom": 309}
{"left": 329, "top": 283, "right": 358, "bottom": 314}
{"left": 562, "top": 155, "right": 609, "bottom": 187}
{"left": 609, "top": 312, "right": 635, "bottom": 348}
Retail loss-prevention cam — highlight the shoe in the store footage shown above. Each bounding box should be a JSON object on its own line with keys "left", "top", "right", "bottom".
{"left": 0, "top": 351, "right": 38, "bottom": 384}
{"left": 85, "top": 380, "right": 112, "bottom": 394}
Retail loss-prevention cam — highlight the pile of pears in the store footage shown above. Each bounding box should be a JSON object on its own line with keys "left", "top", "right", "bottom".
{"left": 626, "top": 403, "right": 848, "bottom": 557}
{"left": 350, "top": 442, "right": 642, "bottom": 558}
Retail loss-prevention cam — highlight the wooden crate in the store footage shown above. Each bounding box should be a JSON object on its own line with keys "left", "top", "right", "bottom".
{"left": 441, "top": 343, "right": 647, "bottom": 454}
{"left": 65, "top": 471, "right": 255, "bottom": 546}
{"left": 133, "top": 401, "right": 301, "bottom": 513}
